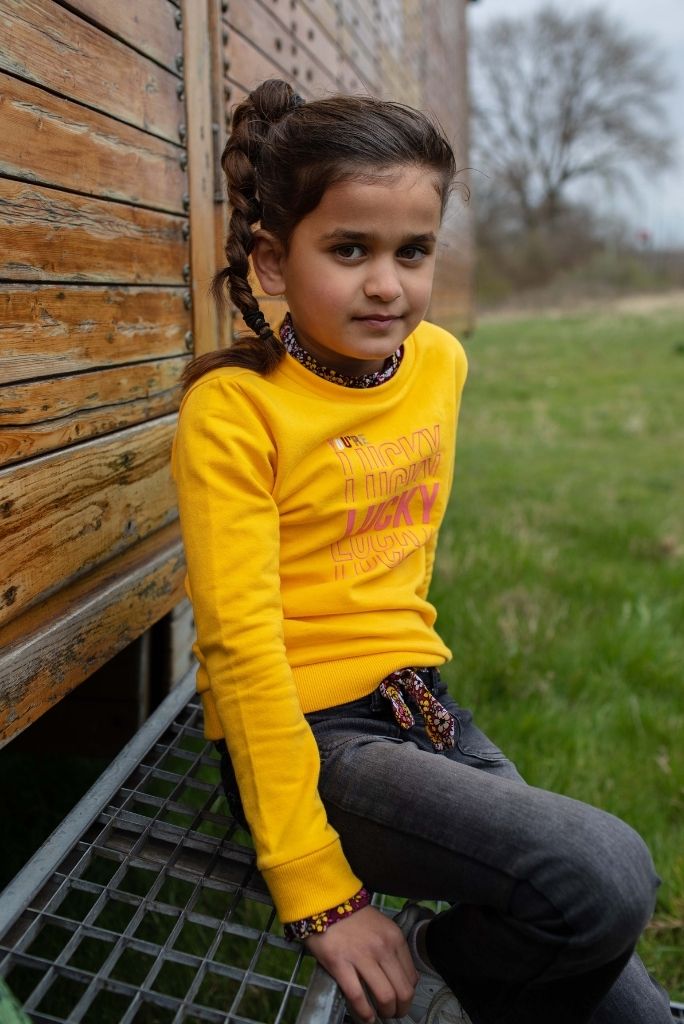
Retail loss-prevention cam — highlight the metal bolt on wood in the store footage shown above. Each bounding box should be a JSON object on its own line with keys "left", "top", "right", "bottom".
{"left": 183, "top": 263, "right": 191, "bottom": 282}
{"left": 178, "top": 123, "right": 187, "bottom": 144}
{"left": 174, "top": 8, "right": 182, "bottom": 29}
{"left": 184, "top": 331, "right": 194, "bottom": 351}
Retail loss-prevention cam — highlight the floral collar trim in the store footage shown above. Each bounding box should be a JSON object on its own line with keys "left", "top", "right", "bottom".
{"left": 279, "top": 314, "right": 403, "bottom": 389}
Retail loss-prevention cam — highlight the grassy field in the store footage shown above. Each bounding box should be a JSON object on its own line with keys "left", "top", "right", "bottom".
{"left": 431, "top": 302, "right": 684, "bottom": 999}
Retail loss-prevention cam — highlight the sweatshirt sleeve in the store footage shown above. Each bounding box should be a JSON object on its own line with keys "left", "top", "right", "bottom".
{"left": 172, "top": 375, "right": 362, "bottom": 923}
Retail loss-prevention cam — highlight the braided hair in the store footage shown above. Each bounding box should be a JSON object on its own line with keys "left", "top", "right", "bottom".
{"left": 182, "top": 79, "right": 458, "bottom": 389}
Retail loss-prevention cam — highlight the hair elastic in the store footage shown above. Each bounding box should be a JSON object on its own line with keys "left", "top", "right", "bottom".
{"left": 243, "top": 309, "right": 268, "bottom": 334}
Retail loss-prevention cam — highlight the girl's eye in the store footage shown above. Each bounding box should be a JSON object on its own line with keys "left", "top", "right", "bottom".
{"left": 333, "top": 244, "right": 364, "bottom": 260}
{"left": 398, "top": 245, "right": 427, "bottom": 261}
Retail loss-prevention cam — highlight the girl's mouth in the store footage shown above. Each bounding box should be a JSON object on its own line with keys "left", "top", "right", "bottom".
{"left": 354, "top": 314, "right": 401, "bottom": 326}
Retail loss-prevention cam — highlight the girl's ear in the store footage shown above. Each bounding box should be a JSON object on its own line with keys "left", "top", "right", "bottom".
{"left": 251, "top": 230, "right": 287, "bottom": 296}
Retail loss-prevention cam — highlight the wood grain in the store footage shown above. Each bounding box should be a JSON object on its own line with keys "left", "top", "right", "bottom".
{"left": 344, "top": 0, "right": 376, "bottom": 48}
{"left": 0, "top": 357, "right": 187, "bottom": 466}
{"left": 0, "top": 416, "right": 178, "bottom": 627}
{"left": 0, "top": 0, "right": 184, "bottom": 143}
{"left": 0, "top": 285, "right": 190, "bottom": 384}
{"left": 225, "top": 26, "right": 292, "bottom": 95}
{"left": 209, "top": 0, "right": 233, "bottom": 352}
{"left": 225, "top": 2, "right": 338, "bottom": 95}
{"left": 339, "top": 24, "right": 377, "bottom": 92}
{"left": 0, "top": 73, "right": 186, "bottom": 213}
{"left": 166, "top": 596, "right": 196, "bottom": 689}
{"left": 297, "top": 0, "right": 338, "bottom": 41}
{"left": 182, "top": 0, "right": 220, "bottom": 355}
{"left": 66, "top": 0, "right": 183, "bottom": 73}
{"left": 0, "top": 522, "right": 185, "bottom": 747}
{"left": 0, "top": 180, "right": 188, "bottom": 284}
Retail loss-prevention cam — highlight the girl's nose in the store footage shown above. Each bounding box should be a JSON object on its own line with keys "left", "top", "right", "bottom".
{"left": 363, "top": 262, "right": 402, "bottom": 302}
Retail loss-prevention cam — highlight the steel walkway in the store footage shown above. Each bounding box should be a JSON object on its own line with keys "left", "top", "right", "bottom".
{"left": 1, "top": 671, "right": 682, "bottom": 1023}
{"left": 0, "top": 673, "right": 343, "bottom": 1024}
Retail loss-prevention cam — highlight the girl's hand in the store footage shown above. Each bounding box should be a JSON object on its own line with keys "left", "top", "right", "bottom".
{"left": 303, "top": 905, "right": 418, "bottom": 1023}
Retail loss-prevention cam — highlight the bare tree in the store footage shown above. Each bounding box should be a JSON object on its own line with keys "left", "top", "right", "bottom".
{"left": 470, "top": 6, "right": 674, "bottom": 236}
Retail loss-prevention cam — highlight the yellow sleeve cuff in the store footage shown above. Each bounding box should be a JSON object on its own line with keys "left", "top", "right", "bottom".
{"left": 262, "top": 835, "right": 363, "bottom": 924}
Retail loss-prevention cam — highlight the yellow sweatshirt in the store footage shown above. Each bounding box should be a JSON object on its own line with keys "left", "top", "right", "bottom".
{"left": 172, "top": 320, "right": 468, "bottom": 922}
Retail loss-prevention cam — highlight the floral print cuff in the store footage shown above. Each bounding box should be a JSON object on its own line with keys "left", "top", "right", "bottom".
{"left": 283, "top": 887, "right": 372, "bottom": 941}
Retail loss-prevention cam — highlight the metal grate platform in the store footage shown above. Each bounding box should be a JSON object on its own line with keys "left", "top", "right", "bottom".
{"left": 1, "top": 674, "right": 681, "bottom": 1022}
{"left": 0, "top": 675, "right": 343, "bottom": 1024}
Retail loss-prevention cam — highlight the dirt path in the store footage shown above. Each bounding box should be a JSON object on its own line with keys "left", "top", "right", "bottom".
{"left": 607, "top": 290, "right": 684, "bottom": 315}
{"left": 478, "top": 290, "right": 684, "bottom": 323}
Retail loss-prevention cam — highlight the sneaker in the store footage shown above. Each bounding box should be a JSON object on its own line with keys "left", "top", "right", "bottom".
{"left": 392, "top": 902, "right": 472, "bottom": 1024}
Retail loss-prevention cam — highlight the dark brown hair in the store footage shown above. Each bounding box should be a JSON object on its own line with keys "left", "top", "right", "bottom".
{"left": 182, "top": 79, "right": 457, "bottom": 389}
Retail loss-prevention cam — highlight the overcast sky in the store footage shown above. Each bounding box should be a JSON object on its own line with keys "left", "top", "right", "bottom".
{"left": 467, "top": 0, "right": 684, "bottom": 247}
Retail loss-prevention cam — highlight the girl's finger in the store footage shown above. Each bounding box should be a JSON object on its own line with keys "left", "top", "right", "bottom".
{"left": 357, "top": 961, "right": 401, "bottom": 1020}
{"left": 334, "top": 967, "right": 376, "bottom": 1024}
{"left": 379, "top": 950, "right": 418, "bottom": 1017}
{"left": 395, "top": 937, "right": 421, "bottom": 989}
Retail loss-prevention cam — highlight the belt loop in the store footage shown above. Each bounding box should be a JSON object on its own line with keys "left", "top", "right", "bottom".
{"left": 417, "top": 666, "right": 440, "bottom": 693}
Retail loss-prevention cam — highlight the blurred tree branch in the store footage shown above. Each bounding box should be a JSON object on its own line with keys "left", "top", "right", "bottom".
{"left": 470, "top": 5, "right": 675, "bottom": 295}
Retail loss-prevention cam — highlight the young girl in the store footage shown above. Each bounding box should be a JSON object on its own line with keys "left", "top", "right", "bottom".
{"left": 173, "top": 79, "right": 671, "bottom": 1024}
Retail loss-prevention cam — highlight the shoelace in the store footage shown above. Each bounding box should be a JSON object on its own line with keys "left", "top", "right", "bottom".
{"left": 379, "top": 669, "right": 455, "bottom": 751}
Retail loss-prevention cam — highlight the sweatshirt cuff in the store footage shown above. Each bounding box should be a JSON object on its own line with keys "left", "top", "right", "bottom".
{"left": 283, "top": 887, "right": 371, "bottom": 941}
{"left": 262, "top": 837, "right": 363, "bottom": 924}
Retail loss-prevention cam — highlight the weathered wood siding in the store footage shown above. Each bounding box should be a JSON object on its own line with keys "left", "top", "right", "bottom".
{"left": 0, "top": 0, "right": 196, "bottom": 743}
{"left": 0, "top": 0, "right": 474, "bottom": 745}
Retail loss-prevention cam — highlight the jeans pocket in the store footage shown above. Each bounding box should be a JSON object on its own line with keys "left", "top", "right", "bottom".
{"left": 451, "top": 707, "right": 509, "bottom": 764}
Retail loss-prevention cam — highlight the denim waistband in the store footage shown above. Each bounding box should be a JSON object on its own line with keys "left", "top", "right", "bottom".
{"left": 213, "top": 667, "right": 444, "bottom": 735}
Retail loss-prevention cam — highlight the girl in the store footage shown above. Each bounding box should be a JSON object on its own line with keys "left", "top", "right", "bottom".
{"left": 173, "top": 79, "right": 671, "bottom": 1024}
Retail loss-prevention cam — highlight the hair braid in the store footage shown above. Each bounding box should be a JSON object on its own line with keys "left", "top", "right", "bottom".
{"left": 183, "top": 82, "right": 302, "bottom": 387}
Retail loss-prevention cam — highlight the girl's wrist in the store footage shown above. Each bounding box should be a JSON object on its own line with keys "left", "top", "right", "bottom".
{"left": 283, "top": 887, "right": 372, "bottom": 941}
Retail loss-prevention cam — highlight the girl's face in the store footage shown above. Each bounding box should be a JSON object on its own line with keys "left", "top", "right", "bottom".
{"left": 254, "top": 166, "right": 443, "bottom": 375}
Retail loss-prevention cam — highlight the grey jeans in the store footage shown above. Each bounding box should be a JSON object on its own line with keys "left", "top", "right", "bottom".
{"left": 299, "top": 670, "right": 671, "bottom": 1024}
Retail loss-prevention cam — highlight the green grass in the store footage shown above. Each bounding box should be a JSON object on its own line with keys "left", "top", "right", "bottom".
{"left": 432, "top": 305, "right": 684, "bottom": 999}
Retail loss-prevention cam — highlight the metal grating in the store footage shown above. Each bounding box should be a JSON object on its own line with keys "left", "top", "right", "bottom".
{"left": 1, "top": 674, "right": 681, "bottom": 1023}
{"left": 0, "top": 675, "right": 343, "bottom": 1024}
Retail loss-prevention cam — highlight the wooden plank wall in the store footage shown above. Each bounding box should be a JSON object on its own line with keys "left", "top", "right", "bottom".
{"left": 0, "top": 0, "right": 474, "bottom": 744}
{"left": 0, "top": 0, "right": 196, "bottom": 743}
